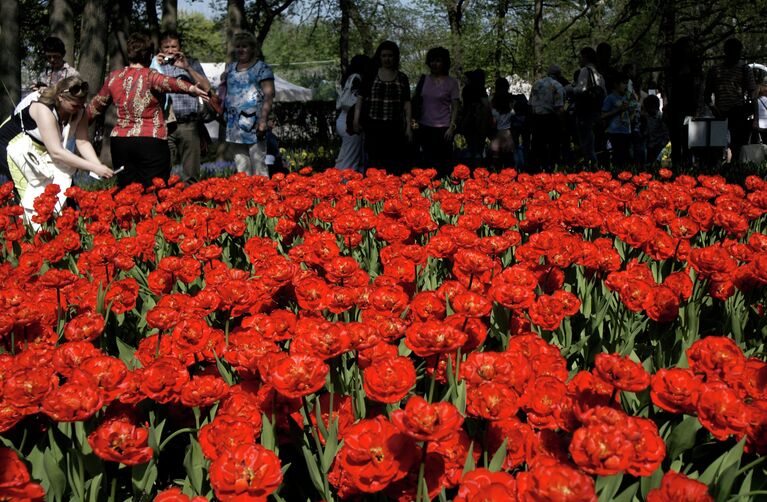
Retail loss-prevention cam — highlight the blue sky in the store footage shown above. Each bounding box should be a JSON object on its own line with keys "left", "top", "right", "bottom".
{"left": 179, "top": 0, "right": 219, "bottom": 19}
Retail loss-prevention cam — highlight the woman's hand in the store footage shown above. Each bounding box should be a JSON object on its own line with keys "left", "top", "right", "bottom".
{"left": 353, "top": 119, "right": 362, "bottom": 134}
{"left": 256, "top": 120, "right": 268, "bottom": 140}
{"left": 405, "top": 125, "right": 413, "bottom": 143}
{"left": 444, "top": 125, "right": 456, "bottom": 141}
{"left": 191, "top": 83, "right": 210, "bottom": 102}
{"left": 91, "top": 164, "right": 115, "bottom": 178}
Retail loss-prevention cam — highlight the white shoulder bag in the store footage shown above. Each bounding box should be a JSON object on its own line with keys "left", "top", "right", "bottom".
{"left": 5, "top": 109, "right": 55, "bottom": 187}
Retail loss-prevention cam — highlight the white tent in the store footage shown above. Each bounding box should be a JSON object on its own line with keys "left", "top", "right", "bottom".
{"left": 200, "top": 63, "right": 313, "bottom": 102}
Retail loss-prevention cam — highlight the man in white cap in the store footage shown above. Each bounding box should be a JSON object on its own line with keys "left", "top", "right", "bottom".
{"left": 529, "top": 64, "right": 566, "bottom": 170}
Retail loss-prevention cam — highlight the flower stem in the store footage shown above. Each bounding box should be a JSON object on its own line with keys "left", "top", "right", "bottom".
{"left": 158, "top": 427, "right": 197, "bottom": 452}
{"left": 301, "top": 396, "right": 330, "bottom": 500}
{"left": 427, "top": 356, "right": 439, "bottom": 403}
{"left": 416, "top": 441, "right": 429, "bottom": 502}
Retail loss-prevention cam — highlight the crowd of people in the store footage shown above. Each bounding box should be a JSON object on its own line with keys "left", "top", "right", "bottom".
{"left": 337, "top": 38, "right": 767, "bottom": 174}
{"left": 2, "top": 33, "right": 767, "bottom": 223}
{"left": 0, "top": 32, "right": 263, "bottom": 220}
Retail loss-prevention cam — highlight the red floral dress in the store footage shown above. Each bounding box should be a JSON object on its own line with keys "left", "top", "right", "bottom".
{"left": 87, "top": 66, "right": 196, "bottom": 139}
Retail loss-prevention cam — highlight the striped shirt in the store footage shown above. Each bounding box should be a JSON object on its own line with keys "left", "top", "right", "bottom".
{"left": 705, "top": 62, "right": 756, "bottom": 114}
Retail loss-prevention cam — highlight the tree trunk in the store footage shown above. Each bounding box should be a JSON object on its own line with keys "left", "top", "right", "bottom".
{"left": 255, "top": 15, "right": 278, "bottom": 49}
{"left": 532, "top": 0, "right": 544, "bottom": 78}
{"left": 0, "top": 0, "right": 20, "bottom": 118}
{"left": 446, "top": 0, "right": 465, "bottom": 79}
{"left": 146, "top": 0, "right": 161, "bottom": 50}
{"left": 220, "top": 0, "right": 247, "bottom": 164}
{"left": 659, "top": 0, "right": 676, "bottom": 79}
{"left": 339, "top": 0, "right": 351, "bottom": 76}
{"left": 50, "top": 0, "right": 76, "bottom": 66}
{"left": 492, "top": 0, "right": 509, "bottom": 78}
{"left": 253, "top": 1, "right": 299, "bottom": 53}
{"left": 161, "top": 0, "right": 178, "bottom": 34}
{"left": 226, "top": 0, "right": 247, "bottom": 61}
{"left": 101, "top": 0, "right": 133, "bottom": 165}
{"left": 78, "top": 0, "right": 108, "bottom": 95}
{"left": 108, "top": 0, "right": 132, "bottom": 71}
{"left": 347, "top": 0, "right": 373, "bottom": 56}
{"left": 586, "top": 0, "right": 605, "bottom": 46}
{"left": 78, "top": 0, "right": 108, "bottom": 159}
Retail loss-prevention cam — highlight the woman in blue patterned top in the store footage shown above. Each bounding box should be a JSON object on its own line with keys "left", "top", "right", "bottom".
{"left": 220, "top": 32, "right": 275, "bottom": 177}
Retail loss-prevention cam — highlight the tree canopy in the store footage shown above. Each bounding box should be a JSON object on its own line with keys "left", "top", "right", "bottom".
{"left": 5, "top": 0, "right": 767, "bottom": 112}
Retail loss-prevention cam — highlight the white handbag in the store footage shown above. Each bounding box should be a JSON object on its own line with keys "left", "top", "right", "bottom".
{"left": 5, "top": 110, "right": 55, "bottom": 187}
{"left": 337, "top": 74, "right": 361, "bottom": 111}
{"left": 739, "top": 132, "right": 767, "bottom": 164}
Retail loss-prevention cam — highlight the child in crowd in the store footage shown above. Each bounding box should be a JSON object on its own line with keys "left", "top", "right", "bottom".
{"left": 601, "top": 73, "right": 632, "bottom": 166}
{"left": 641, "top": 94, "right": 669, "bottom": 164}
{"left": 489, "top": 77, "right": 515, "bottom": 169}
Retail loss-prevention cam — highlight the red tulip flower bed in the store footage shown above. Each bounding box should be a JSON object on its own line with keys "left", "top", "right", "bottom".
{"left": 1, "top": 166, "right": 767, "bottom": 501}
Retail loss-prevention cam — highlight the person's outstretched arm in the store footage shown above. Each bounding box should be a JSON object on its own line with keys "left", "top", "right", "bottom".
{"left": 149, "top": 70, "right": 208, "bottom": 99}
{"left": 31, "top": 103, "right": 113, "bottom": 177}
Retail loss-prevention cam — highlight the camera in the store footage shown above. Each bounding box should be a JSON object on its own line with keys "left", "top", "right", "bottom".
{"left": 162, "top": 55, "right": 177, "bottom": 65}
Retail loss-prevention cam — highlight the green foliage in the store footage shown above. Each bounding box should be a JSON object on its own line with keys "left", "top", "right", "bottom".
{"left": 16, "top": 0, "right": 767, "bottom": 93}
{"left": 19, "top": 0, "right": 62, "bottom": 84}
{"left": 178, "top": 11, "right": 228, "bottom": 62}
{"left": 262, "top": 17, "right": 340, "bottom": 97}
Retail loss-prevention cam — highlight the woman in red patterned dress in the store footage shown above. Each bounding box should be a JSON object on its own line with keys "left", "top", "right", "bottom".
{"left": 88, "top": 33, "right": 208, "bottom": 188}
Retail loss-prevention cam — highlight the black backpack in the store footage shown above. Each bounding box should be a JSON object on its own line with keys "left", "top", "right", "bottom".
{"left": 576, "top": 67, "right": 605, "bottom": 117}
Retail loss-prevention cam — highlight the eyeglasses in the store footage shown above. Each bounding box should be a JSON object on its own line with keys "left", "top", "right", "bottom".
{"left": 66, "top": 82, "right": 89, "bottom": 97}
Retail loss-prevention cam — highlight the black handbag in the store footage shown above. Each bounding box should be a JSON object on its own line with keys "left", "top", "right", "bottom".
{"left": 410, "top": 74, "right": 427, "bottom": 122}
{"left": 576, "top": 68, "right": 606, "bottom": 118}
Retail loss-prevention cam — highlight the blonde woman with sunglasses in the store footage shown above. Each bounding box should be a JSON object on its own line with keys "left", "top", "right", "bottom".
{"left": 1, "top": 76, "right": 115, "bottom": 221}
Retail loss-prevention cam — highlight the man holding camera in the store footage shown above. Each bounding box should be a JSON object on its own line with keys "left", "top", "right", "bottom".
{"left": 153, "top": 32, "right": 211, "bottom": 183}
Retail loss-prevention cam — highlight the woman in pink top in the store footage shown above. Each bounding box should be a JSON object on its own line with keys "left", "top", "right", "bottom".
{"left": 413, "top": 47, "right": 460, "bottom": 177}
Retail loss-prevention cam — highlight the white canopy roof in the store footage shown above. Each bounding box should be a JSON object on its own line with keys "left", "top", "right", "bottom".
{"left": 200, "top": 62, "right": 313, "bottom": 102}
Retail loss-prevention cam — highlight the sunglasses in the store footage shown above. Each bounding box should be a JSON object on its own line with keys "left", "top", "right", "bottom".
{"left": 66, "top": 82, "right": 89, "bottom": 97}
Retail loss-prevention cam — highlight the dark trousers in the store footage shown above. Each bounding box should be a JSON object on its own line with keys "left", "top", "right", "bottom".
{"left": 168, "top": 122, "right": 202, "bottom": 182}
{"left": 646, "top": 144, "right": 664, "bottom": 164}
{"left": 669, "top": 113, "right": 692, "bottom": 167}
{"left": 576, "top": 113, "right": 598, "bottom": 166}
{"left": 365, "top": 119, "right": 408, "bottom": 175}
{"left": 595, "top": 124, "right": 609, "bottom": 165}
{"left": 530, "top": 113, "right": 562, "bottom": 170}
{"left": 417, "top": 125, "right": 453, "bottom": 177}
{"left": 111, "top": 137, "right": 171, "bottom": 189}
{"left": 608, "top": 133, "right": 631, "bottom": 167}
{"left": 725, "top": 109, "right": 751, "bottom": 161}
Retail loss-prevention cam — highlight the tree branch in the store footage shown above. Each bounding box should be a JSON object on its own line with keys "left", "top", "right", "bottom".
{"left": 544, "top": 3, "right": 590, "bottom": 46}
